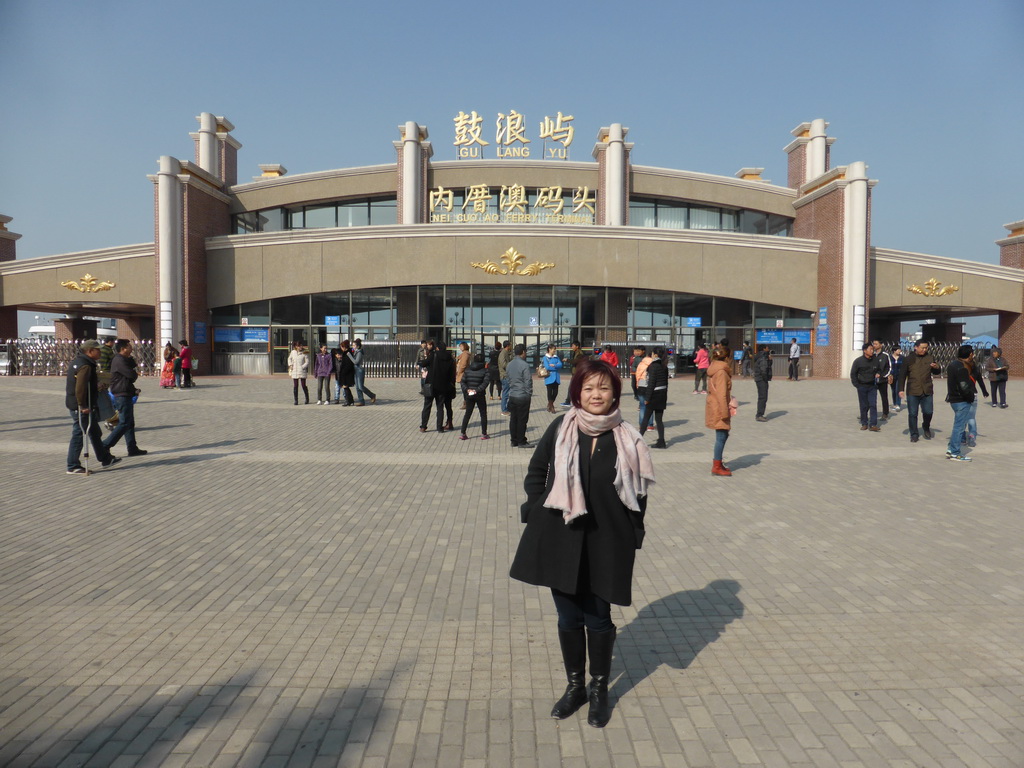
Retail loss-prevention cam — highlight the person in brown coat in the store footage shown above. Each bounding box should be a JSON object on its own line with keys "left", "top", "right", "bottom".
{"left": 706, "top": 345, "right": 736, "bottom": 476}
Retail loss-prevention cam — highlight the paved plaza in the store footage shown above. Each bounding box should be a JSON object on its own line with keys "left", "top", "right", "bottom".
{"left": 1, "top": 373, "right": 1022, "bottom": 768}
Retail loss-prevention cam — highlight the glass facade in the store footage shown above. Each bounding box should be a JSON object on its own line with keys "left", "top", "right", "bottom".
{"left": 235, "top": 195, "right": 791, "bottom": 236}
{"left": 212, "top": 286, "right": 810, "bottom": 371}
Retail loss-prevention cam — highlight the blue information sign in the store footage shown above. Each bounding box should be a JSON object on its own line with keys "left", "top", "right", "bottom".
{"left": 816, "top": 326, "right": 830, "bottom": 346}
{"left": 324, "top": 315, "right": 340, "bottom": 326}
{"left": 193, "top": 321, "right": 207, "bottom": 345}
{"left": 756, "top": 329, "right": 812, "bottom": 345}
{"left": 243, "top": 327, "right": 269, "bottom": 343}
{"left": 818, "top": 307, "right": 828, "bottom": 325}
{"left": 685, "top": 317, "right": 702, "bottom": 328}
{"left": 215, "top": 327, "right": 243, "bottom": 342}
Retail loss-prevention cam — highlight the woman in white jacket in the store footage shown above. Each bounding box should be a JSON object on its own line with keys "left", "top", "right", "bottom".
{"left": 287, "top": 341, "right": 310, "bottom": 405}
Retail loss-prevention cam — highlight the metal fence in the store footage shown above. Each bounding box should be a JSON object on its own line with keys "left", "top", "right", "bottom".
{"left": 1, "top": 339, "right": 158, "bottom": 377}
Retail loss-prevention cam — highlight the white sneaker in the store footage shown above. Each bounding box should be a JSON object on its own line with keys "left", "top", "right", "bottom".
{"left": 316, "top": 400, "right": 322, "bottom": 405}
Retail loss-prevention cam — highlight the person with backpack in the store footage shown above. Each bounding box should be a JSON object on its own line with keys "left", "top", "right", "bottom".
{"left": 753, "top": 345, "right": 773, "bottom": 422}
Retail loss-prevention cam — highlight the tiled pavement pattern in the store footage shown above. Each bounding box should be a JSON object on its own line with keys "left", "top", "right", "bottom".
{"left": 1, "top": 374, "right": 1022, "bottom": 768}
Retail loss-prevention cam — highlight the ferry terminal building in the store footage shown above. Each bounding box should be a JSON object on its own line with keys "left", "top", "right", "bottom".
{"left": 2, "top": 112, "right": 1023, "bottom": 378}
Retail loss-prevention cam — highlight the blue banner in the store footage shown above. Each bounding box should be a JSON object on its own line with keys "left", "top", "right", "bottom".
{"left": 757, "top": 329, "right": 812, "bottom": 345}
{"left": 243, "top": 327, "right": 269, "bottom": 343}
{"left": 214, "top": 327, "right": 243, "bottom": 342}
{"left": 816, "top": 326, "right": 830, "bottom": 346}
{"left": 193, "top": 321, "right": 207, "bottom": 345}
{"left": 685, "top": 317, "right": 702, "bottom": 328}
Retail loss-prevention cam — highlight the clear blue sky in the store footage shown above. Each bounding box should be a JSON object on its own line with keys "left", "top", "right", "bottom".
{"left": 2, "top": 0, "right": 1022, "bottom": 330}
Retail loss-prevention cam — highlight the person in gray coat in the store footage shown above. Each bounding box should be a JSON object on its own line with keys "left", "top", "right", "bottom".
{"left": 506, "top": 344, "right": 533, "bottom": 447}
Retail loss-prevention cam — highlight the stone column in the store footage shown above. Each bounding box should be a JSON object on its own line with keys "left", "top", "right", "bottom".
{"left": 997, "top": 220, "right": 1024, "bottom": 374}
{"left": 154, "top": 156, "right": 183, "bottom": 348}
{"left": 592, "top": 124, "right": 632, "bottom": 225}
{"left": 843, "top": 161, "right": 870, "bottom": 360}
{"left": 0, "top": 214, "right": 20, "bottom": 338}
{"left": 394, "top": 122, "right": 432, "bottom": 225}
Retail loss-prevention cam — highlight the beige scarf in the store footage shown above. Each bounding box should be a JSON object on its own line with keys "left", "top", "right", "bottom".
{"left": 544, "top": 407, "right": 655, "bottom": 524}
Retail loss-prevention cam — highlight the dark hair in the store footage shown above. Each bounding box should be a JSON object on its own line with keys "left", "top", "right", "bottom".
{"left": 114, "top": 339, "right": 131, "bottom": 352}
{"left": 179, "top": 339, "right": 188, "bottom": 346}
{"left": 502, "top": 340, "right": 510, "bottom": 348}
{"left": 914, "top": 339, "right": 928, "bottom": 348}
{"left": 862, "top": 342, "right": 873, "bottom": 351}
{"left": 652, "top": 346, "right": 665, "bottom": 358}
{"left": 513, "top": 343, "right": 526, "bottom": 356}
{"left": 354, "top": 339, "right": 363, "bottom": 348}
{"left": 473, "top": 352, "right": 484, "bottom": 363}
{"left": 634, "top": 345, "right": 646, "bottom": 353}
{"left": 567, "top": 358, "right": 621, "bottom": 409}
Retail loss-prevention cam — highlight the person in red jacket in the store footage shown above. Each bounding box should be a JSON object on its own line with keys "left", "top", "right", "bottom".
{"left": 598, "top": 345, "right": 619, "bottom": 371}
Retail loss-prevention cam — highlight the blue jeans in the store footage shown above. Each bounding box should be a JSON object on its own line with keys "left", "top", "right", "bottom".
{"left": 103, "top": 394, "right": 138, "bottom": 452}
{"left": 947, "top": 401, "right": 971, "bottom": 455}
{"left": 856, "top": 383, "right": 878, "bottom": 427}
{"left": 500, "top": 377, "right": 510, "bottom": 412}
{"left": 905, "top": 393, "right": 933, "bottom": 439}
{"left": 637, "top": 390, "right": 647, "bottom": 426}
{"left": 67, "top": 409, "right": 112, "bottom": 470}
{"left": 713, "top": 429, "right": 729, "bottom": 461}
{"left": 353, "top": 365, "right": 375, "bottom": 404}
{"left": 964, "top": 400, "right": 979, "bottom": 441}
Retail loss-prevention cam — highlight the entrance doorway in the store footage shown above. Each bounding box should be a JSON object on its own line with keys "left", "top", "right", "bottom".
{"left": 272, "top": 327, "right": 309, "bottom": 373}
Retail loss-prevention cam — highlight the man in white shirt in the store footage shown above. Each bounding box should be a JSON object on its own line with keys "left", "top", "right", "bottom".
{"left": 788, "top": 338, "right": 801, "bottom": 381}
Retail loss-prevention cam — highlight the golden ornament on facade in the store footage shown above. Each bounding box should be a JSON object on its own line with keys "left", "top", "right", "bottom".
{"left": 906, "top": 278, "right": 959, "bottom": 298}
{"left": 471, "top": 247, "right": 555, "bottom": 277}
{"left": 60, "top": 273, "right": 116, "bottom": 293}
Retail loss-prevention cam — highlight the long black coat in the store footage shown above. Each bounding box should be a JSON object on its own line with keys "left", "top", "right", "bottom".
{"left": 644, "top": 358, "right": 669, "bottom": 410}
{"left": 428, "top": 349, "right": 457, "bottom": 398}
{"left": 510, "top": 415, "right": 646, "bottom": 606}
{"left": 334, "top": 351, "right": 355, "bottom": 387}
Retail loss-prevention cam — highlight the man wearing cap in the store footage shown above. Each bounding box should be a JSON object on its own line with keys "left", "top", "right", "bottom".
{"left": 897, "top": 339, "right": 942, "bottom": 443}
{"left": 65, "top": 340, "right": 120, "bottom": 474}
{"left": 944, "top": 345, "right": 976, "bottom": 461}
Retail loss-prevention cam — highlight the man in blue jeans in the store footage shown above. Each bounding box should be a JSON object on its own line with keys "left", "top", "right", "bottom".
{"left": 897, "top": 339, "right": 942, "bottom": 443}
{"left": 497, "top": 340, "right": 514, "bottom": 415}
{"left": 102, "top": 339, "right": 147, "bottom": 458}
{"left": 944, "top": 345, "right": 976, "bottom": 461}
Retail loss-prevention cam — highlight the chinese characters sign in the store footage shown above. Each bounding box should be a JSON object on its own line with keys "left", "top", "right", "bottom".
{"left": 454, "top": 110, "right": 576, "bottom": 159}
{"left": 430, "top": 184, "right": 596, "bottom": 224}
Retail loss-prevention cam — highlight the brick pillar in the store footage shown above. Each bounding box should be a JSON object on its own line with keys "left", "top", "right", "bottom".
{"left": 0, "top": 214, "right": 20, "bottom": 338}
{"left": 998, "top": 220, "right": 1024, "bottom": 375}
{"left": 117, "top": 316, "right": 152, "bottom": 340}
{"left": 54, "top": 318, "right": 98, "bottom": 340}
{"left": 181, "top": 170, "right": 231, "bottom": 376}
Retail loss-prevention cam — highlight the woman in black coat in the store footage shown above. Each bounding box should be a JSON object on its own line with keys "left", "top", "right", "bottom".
{"left": 427, "top": 341, "right": 456, "bottom": 432}
{"left": 459, "top": 353, "right": 490, "bottom": 439}
{"left": 334, "top": 340, "right": 356, "bottom": 405}
{"left": 510, "top": 358, "right": 655, "bottom": 728}
{"left": 637, "top": 347, "right": 668, "bottom": 448}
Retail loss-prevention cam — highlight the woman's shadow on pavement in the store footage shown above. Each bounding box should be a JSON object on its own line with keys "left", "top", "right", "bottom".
{"left": 614, "top": 580, "right": 744, "bottom": 702}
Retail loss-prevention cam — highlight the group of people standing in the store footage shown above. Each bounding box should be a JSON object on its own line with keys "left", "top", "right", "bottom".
{"left": 287, "top": 339, "right": 377, "bottom": 406}
{"left": 159, "top": 339, "right": 193, "bottom": 389}
{"left": 851, "top": 338, "right": 1010, "bottom": 460}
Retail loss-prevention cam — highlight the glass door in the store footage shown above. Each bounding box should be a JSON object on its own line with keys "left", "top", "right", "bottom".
{"left": 272, "top": 327, "right": 309, "bottom": 373}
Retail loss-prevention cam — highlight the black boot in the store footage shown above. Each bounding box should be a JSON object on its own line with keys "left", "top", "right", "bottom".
{"left": 586, "top": 627, "right": 616, "bottom": 728}
{"left": 550, "top": 629, "right": 588, "bottom": 719}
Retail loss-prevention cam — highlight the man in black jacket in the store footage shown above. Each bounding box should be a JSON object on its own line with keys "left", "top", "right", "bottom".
{"left": 871, "top": 339, "right": 893, "bottom": 420}
{"left": 65, "top": 340, "right": 118, "bottom": 474}
{"left": 753, "top": 346, "right": 772, "bottom": 422}
{"left": 102, "top": 339, "right": 147, "bottom": 458}
{"left": 945, "top": 345, "right": 976, "bottom": 461}
{"left": 850, "top": 343, "right": 882, "bottom": 431}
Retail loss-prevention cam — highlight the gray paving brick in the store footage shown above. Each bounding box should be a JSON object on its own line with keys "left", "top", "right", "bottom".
{"left": 1, "top": 377, "right": 1023, "bottom": 766}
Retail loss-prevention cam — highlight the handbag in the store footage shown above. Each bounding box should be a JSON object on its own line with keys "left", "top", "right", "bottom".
{"left": 536, "top": 363, "right": 547, "bottom": 377}
{"left": 420, "top": 381, "right": 432, "bottom": 398}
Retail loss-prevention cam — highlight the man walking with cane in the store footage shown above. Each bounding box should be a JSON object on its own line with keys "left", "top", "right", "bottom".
{"left": 66, "top": 340, "right": 120, "bottom": 474}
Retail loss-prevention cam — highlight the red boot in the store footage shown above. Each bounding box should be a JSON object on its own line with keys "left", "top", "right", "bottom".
{"left": 712, "top": 460, "right": 732, "bottom": 476}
